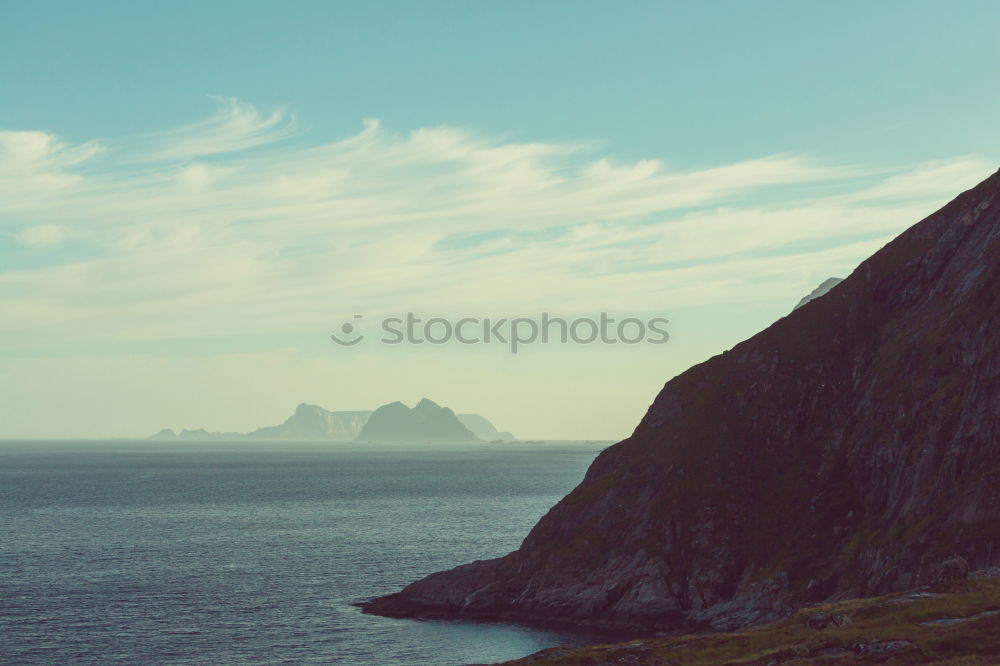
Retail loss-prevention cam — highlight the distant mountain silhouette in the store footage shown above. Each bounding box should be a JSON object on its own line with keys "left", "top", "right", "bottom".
{"left": 149, "top": 405, "right": 371, "bottom": 441}
{"left": 150, "top": 400, "right": 512, "bottom": 442}
{"left": 250, "top": 403, "right": 372, "bottom": 440}
{"left": 356, "top": 398, "right": 480, "bottom": 441}
{"left": 793, "top": 276, "right": 843, "bottom": 310}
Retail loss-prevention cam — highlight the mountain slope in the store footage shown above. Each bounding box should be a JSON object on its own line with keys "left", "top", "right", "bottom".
{"left": 361, "top": 169, "right": 1000, "bottom": 631}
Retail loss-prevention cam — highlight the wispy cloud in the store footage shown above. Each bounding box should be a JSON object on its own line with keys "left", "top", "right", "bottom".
{"left": 135, "top": 95, "right": 300, "bottom": 162}
{"left": 0, "top": 97, "right": 994, "bottom": 350}
{"left": 13, "top": 224, "right": 67, "bottom": 246}
{"left": 0, "top": 130, "right": 104, "bottom": 196}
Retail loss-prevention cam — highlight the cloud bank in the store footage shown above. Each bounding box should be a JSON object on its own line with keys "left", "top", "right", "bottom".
{"left": 0, "top": 97, "right": 994, "bottom": 351}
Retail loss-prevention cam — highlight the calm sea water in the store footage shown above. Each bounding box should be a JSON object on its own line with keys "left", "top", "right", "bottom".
{"left": 0, "top": 440, "right": 611, "bottom": 665}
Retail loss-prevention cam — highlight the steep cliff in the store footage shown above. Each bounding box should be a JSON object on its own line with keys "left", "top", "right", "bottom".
{"left": 361, "top": 169, "right": 1000, "bottom": 631}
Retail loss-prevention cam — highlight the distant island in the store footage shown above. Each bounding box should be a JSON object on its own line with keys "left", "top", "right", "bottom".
{"left": 356, "top": 398, "right": 478, "bottom": 441}
{"left": 150, "top": 398, "right": 516, "bottom": 442}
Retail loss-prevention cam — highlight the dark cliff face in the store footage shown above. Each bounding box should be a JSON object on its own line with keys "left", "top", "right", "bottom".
{"left": 356, "top": 398, "right": 480, "bottom": 441}
{"left": 361, "top": 169, "right": 1000, "bottom": 631}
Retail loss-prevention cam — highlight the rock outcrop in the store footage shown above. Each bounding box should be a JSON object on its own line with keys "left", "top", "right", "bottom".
{"left": 356, "top": 398, "right": 480, "bottom": 441}
{"left": 361, "top": 169, "right": 1000, "bottom": 632}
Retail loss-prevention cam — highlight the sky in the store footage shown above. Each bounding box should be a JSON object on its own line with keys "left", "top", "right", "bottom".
{"left": 1, "top": 1, "right": 998, "bottom": 439}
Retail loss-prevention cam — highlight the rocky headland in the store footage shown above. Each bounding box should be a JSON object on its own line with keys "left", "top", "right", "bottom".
{"left": 361, "top": 170, "right": 1000, "bottom": 634}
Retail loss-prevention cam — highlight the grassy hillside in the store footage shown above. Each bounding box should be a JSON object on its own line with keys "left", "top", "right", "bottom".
{"left": 500, "top": 576, "right": 1000, "bottom": 665}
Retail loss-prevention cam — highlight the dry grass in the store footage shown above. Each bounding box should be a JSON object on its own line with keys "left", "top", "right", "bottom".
{"left": 500, "top": 577, "right": 1000, "bottom": 665}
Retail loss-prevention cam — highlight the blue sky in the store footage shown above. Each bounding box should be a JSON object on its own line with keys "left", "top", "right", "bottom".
{"left": 6, "top": 1, "right": 1000, "bottom": 162}
{"left": 1, "top": 1, "right": 998, "bottom": 438}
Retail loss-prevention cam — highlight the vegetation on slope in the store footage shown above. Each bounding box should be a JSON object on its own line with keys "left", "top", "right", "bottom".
{"left": 500, "top": 576, "right": 1000, "bottom": 665}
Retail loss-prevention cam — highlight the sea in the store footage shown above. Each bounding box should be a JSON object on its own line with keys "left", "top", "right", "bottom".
{"left": 0, "top": 440, "right": 616, "bottom": 665}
